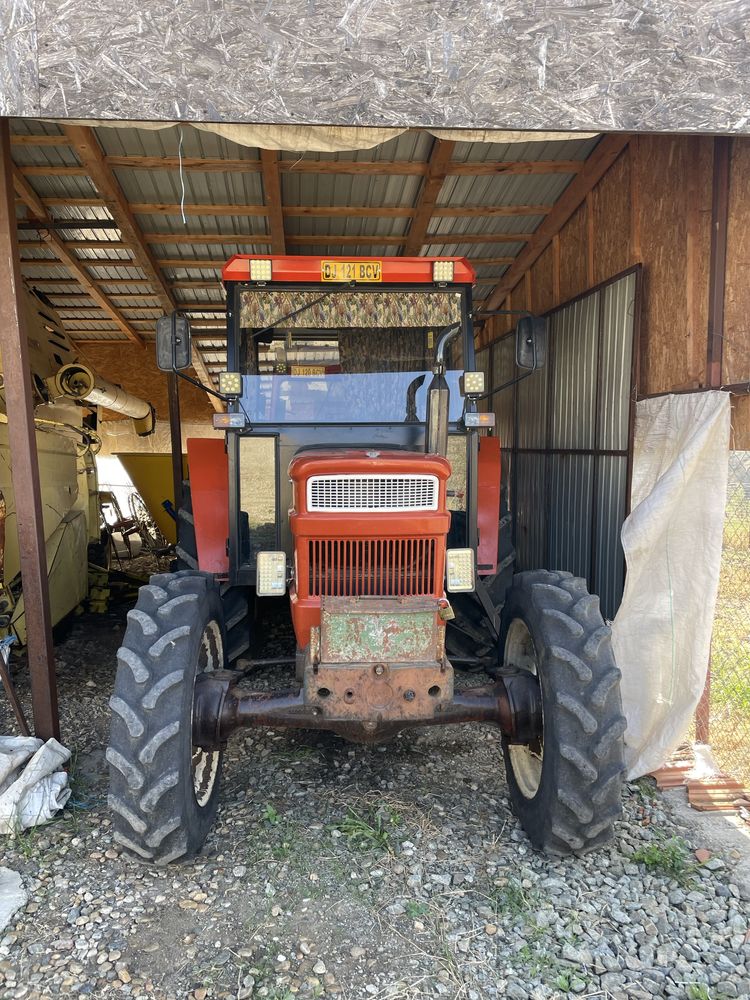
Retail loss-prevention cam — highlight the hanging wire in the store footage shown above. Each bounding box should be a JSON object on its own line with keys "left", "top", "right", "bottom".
{"left": 177, "top": 126, "right": 187, "bottom": 226}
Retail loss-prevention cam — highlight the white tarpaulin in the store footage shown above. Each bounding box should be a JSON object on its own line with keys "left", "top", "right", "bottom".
{"left": 59, "top": 120, "right": 597, "bottom": 152}
{"left": 612, "top": 391, "right": 731, "bottom": 779}
{"left": 0, "top": 737, "right": 71, "bottom": 834}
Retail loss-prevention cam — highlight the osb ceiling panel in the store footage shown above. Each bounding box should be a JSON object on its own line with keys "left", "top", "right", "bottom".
{"left": 1, "top": 2, "right": 748, "bottom": 133}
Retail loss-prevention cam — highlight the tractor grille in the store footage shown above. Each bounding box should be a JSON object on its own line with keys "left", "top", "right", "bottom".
{"left": 308, "top": 537, "right": 439, "bottom": 597}
{"left": 307, "top": 474, "right": 438, "bottom": 512}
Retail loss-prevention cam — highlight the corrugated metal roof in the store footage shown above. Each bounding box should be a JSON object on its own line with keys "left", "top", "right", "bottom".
{"left": 11, "top": 121, "right": 599, "bottom": 378}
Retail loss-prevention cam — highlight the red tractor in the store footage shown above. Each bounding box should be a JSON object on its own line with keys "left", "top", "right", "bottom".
{"left": 106, "top": 255, "right": 625, "bottom": 864}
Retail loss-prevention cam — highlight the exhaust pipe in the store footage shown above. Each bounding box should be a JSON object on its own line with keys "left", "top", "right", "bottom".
{"left": 425, "top": 324, "right": 460, "bottom": 457}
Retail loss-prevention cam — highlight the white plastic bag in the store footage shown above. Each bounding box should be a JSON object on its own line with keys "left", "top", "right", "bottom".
{"left": 0, "top": 736, "right": 71, "bottom": 834}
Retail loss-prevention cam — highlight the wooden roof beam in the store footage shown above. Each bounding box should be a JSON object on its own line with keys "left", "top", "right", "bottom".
{"left": 10, "top": 134, "right": 70, "bottom": 146}
{"left": 13, "top": 170, "right": 145, "bottom": 347}
{"left": 127, "top": 203, "right": 550, "bottom": 220}
{"left": 101, "top": 154, "right": 582, "bottom": 176}
{"left": 63, "top": 125, "right": 175, "bottom": 316}
{"left": 19, "top": 240, "right": 134, "bottom": 252}
{"left": 403, "top": 139, "right": 456, "bottom": 256}
{"left": 260, "top": 149, "right": 286, "bottom": 254}
{"left": 63, "top": 125, "right": 224, "bottom": 412}
{"left": 484, "top": 135, "right": 631, "bottom": 311}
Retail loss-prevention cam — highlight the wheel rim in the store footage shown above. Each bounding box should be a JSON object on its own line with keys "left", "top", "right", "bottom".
{"left": 504, "top": 617, "right": 544, "bottom": 799}
{"left": 191, "top": 620, "right": 222, "bottom": 807}
{"left": 129, "top": 492, "right": 166, "bottom": 552}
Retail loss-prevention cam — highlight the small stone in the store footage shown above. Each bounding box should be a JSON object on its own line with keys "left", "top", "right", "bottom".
{"left": 118, "top": 970, "right": 131, "bottom": 984}
{"left": 562, "top": 943, "right": 584, "bottom": 964}
{"left": 313, "top": 961, "right": 326, "bottom": 975}
{"left": 695, "top": 848, "right": 712, "bottom": 863}
{"left": 484, "top": 924, "right": 498, "bottom": 936}
{"left": 271, "top": 905, "right": 282, "bottom": 917}
{"left": 704, "top": 857, "right": 725, "bottom": 871}
{"left": 178, "top": 900, "right": 199, "bottom": 910}
{"left": 715, "top": 984, "right": 739, "bottom": 998}
{"left": 350, "top": 947, "right": 366, "bottom": 959}
{"left": 233, "top": 865, "right": 247, "bottom": 877}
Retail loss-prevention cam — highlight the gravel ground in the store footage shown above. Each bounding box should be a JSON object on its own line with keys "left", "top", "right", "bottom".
{"left": 1, "top": 591, "right": 749, "bottom": 1000}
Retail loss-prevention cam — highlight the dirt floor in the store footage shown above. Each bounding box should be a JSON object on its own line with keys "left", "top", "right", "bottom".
{"left": 1, "top": 587, "right": 749, "bottom": 1000}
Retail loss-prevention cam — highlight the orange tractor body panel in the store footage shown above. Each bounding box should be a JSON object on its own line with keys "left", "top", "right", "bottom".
{"left": 288, "top": 449, "right": 452, "bottom": 649}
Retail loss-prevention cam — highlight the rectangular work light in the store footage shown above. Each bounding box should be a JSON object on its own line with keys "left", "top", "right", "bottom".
{"left": 432, "top": 260, "right": 454, "bottom": 283}
{"left": 218, "top": 370, "right": 243, "bottom": 396}
{"left": 256, "top": 551, "right": 287, "bottom": 596}
{"left": 249, "top": 258, "right": 273, "bottom": 282}
{"left": 460, "top": 371, "right": 485, "bottom": 396}
{"left": 445, "top": 548, "right": 475, "bottom": 593}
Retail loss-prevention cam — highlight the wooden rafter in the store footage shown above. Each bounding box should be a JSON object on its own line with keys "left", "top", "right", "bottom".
{"left": 483, "top": 135, "right": 631, "bottom": 311}
{"left": 18, "top": 165, "right": 88, "bottom": 176}
{"left": 38, "top": 197, "right": 107, "bottom": 208}
{"left": 96, "top": 155, "right": 583, "bottom": 176}
{"left": 18, "top": 239, "right": 134, "bottom": 252}
{"left": 63, "top": 126, "right": 174, "bottom": 315}
{"left": 25, "top": 277, "right": 154, "bottom": 287}
{"left": 119, "top": 202, "right": 550, "bottom": 220}
{"left": 138, "top": 233, "right": 271, "bottom": 245}
{"left": 13, "top": 169, "right": 145, "bottom": 347}
{"left": 64, "top": 125, "right": 224, "bottom": 410}
{"left": 404, "top": 139, "right": 455, "bottom": 256}
{"left": 260, "top": 149, "right": 286, "bottom": 254}
{"left": 11, "top": 134, "right": 69, "bottom": 146}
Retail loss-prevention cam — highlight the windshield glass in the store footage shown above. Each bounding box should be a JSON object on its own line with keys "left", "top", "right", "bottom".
{"left": 238, "top": 287, "right": 466, "bottom": 424}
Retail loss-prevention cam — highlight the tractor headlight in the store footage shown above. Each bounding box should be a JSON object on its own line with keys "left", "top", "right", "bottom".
{"left": 445, "top": 548, "right": 475, "bottom": 593}
{"left": 432, "top": 260, "right": 454, "bottom": 283}
{"left": 249, "top": 258, "right": 273, "bottom": 282}
{"left": 218, "top": 371, "right": 243, "bottom": 397}
{"left": 256, "top": 551, "right": 287, "bottom": 596}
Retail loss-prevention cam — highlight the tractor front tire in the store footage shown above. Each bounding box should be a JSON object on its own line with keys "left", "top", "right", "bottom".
{"left": 500, "top": 570, "right": 626, "bottom": 855}
{"left": 106, "top": 572, "right": 225, "bottom": 864}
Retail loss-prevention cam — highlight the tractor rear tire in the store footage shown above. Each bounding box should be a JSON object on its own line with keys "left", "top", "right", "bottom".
{"left": 106, "top": 571, "right": 225, "bottom": 864}
{"left": 499, "top": 569, "right": 626, "bottom": 855}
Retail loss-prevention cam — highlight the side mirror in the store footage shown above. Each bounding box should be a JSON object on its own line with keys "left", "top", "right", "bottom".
{"left": 516, "top": 315, "right": 547, "bottom": 370}
{"left": 156, "top": 312, "right": 192, "bottom": 372}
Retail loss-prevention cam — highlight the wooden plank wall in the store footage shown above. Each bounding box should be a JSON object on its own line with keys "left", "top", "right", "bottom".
{"left": 80, "top": 344, "right": 214, "bottom": 429}
{"left": 479, "top": 135, "right": 750, "bottom": 448}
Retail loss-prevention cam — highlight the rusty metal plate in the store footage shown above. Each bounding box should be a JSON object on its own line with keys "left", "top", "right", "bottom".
{"left": 303, "top": 660, "right": 454, "bottom": 721}
{"left": 320, "top": 596, "right": 441, "bottom": 664}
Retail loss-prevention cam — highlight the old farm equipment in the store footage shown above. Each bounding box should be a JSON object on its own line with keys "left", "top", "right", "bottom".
{"left": 107, "top": 255, "right": 626, "bottom": 863}
{"left": 0, "top": 287, "right": 155, "bottom": 642}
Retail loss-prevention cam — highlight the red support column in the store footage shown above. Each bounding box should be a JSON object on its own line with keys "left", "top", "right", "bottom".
{"left": 0, "top": 118, "right": 60, "bottom": 740}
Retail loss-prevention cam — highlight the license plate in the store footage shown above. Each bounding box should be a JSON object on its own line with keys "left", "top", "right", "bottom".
{"left": 321, "top": 260, "right": 382, "bottom": 283}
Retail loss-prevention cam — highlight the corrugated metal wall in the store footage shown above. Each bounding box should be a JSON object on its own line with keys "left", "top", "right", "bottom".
{"left": 475, "top": 267, "right": 639, "bottom": 619}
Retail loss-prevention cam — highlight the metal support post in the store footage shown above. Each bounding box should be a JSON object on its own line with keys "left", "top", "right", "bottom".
{"left": 0, "top": 118, "right": 60, "bottom": 740}
{"left": 167, "top": 372, "right": 183, "bottom": 513}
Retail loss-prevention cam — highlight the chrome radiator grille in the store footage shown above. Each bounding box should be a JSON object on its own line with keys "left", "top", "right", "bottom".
{"left": 308, "top": 538, "right": 439, "bottom": 597}
{"left": 307, "top": 474, "right": 438, "bottom": 512}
